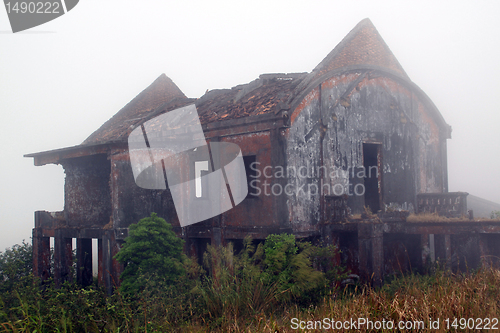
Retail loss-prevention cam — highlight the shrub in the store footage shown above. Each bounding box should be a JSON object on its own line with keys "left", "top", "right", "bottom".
{"left": 114, "top": 213, "right": 186, "bottom": 296}
{"left": 0, "top": 240, "right": 35, "bottom": 313}
{"left": 0, "top": 240, "right": 32, "bottom": 292}
{"left": 260, "top": 234, "right": 324, "bottom": 302}
{"left": 197, "top": 234, "right": 335, "bottom": 325}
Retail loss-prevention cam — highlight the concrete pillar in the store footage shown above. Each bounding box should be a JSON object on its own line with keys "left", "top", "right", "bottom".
{"left": 478, "top": 234, "right": 490, "bottom": 268}
{"left": 319, "top": 226, "right": 342, "bottom": 267}
{"left": 331, "top": 232, "right": 341, "bottom": 266}
{"left": 54, "top": 230, "right": 72, "bottom": 287}
{"left": 182, "top": 227, "right": 198, "bottom": 258}
{"left": 434, "top": 234, "right": 452, "bottom": 269}
{"left": 320, "top": 224, "right": 331, "bottom": 245}
{"left": 420, "top": 234, "right": 430, "bottom": 271}
{"left": 358, "top": 225, "right": 370, "bottom": 281}
{"left": 371, "top": 225, "right": 384, "bottom": 287}
{"left": 212, "top": 227, "right": 222, "bottom": 247}
{"left": 358, "top": 224, "right": 384, "bottom": 286}
{"left": 110, "top": 234, "right": 122, "bottom": 290}
{"left": 98, "top": 238, "right": 103, "bottom": 286}
{"left": 444, "top": 234, "right": 452, "bottom": 269}
{"left": 77, "top": 238, "right": 93, "bottom": 286}
{"left": 429, "top": 234, "right": 436, "bottom": 263}
{"left": 32, "top": 228, "right": 50, "bottom": 282}
{"left": 102, "top": 232, "right": 113, "bottom": 294}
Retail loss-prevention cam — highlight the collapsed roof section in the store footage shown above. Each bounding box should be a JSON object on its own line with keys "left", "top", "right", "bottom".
{"left": 197, "top": 73, "right": 306, "bottom": 124}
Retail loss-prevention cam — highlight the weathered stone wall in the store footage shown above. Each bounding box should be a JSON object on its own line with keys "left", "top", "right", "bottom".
{"left": 287, "top": 70, "right": 447, "bottom": 232}
{"left": 109, "top": 148, "right": 178, "bottom": 229}
{"left": 63, "top": 154, "right": 111, "bottom": 227}
{"left": 220, "top": 132, "right": 277, "bottom": 235}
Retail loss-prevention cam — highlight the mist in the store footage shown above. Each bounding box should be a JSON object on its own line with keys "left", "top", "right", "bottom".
{"left": 1, "top": 0, "right": 499, "bottom": 250}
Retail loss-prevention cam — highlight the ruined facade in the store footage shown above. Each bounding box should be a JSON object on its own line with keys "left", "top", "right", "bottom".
{"left": 26, "top": 19, "right": 500, "bottom": 291}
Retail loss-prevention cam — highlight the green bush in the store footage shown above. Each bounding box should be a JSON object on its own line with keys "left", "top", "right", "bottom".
{"left": 0, "top": 240, "right": 32, "bottom": 293}
{"left": 114, "top": 213, "right": 186, "bottom": 296}
{"left": 260, "top": 234, "right": 324, "bottom": 302}
{"left": 0, "top": 240, "right": 36, "bottom": 316}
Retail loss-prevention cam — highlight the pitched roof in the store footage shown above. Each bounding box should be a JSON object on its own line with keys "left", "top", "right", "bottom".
{"left": 314, "top": 18, "right": 407, "bottom": 78}
{"left": 83, "top": 19, "right": 411, "bottom": 147}
{"left": 27, "top": 18, "right": 449, "bottom": 163}
{"left": 82, "top": 74, "right": 187, "bottom": 145}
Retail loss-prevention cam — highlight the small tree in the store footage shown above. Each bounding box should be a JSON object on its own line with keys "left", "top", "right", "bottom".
{"left": 0, "top": 240, "right": 33, "bottom": 292}
{"left": 114, "top": 213, "right": 185, "bottom": 295}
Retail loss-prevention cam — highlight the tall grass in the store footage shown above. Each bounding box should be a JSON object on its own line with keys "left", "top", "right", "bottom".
{"left": 1, "top": 267, "right": 500, "bottom": 332}
{"left": 196, "top": 242, "right": 280, "bottom": 326}
{"left": 221, "top": 267, "right": 500, "bottom": 333}
{"left": 2, "top": 244, "right": 500, "bottom": 332}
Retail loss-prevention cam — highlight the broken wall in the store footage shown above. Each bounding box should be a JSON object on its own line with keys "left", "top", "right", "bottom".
{"left": 109, "top": 147, "right": 179, "bottom": 229}
{"left": 63, "top": 154, "right": 111, "bottom": 227}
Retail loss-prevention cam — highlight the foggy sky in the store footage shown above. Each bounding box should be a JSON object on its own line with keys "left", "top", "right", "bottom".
{"left": 1, "top": 0, "right": 499, "bottom": 251}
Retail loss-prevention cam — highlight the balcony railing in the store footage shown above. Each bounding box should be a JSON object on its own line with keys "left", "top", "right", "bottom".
{"left": 417, "top": 192, "right": 469, "bottom": 217}
{"left": 324, "top": 195, "right": 350, "bottom": 222}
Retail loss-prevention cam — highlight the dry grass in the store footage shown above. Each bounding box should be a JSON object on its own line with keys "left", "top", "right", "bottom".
{"left": 179, "top": 267, "right": 500, "bottom": 332}
{"left": 407, "top": 212, "right": 500, "bottom": 223}
{"left": 406, "top": 212, "right": 470, "bottom": 223}
{"left": 2, "top": 268, "right": 499, "bottom": 332}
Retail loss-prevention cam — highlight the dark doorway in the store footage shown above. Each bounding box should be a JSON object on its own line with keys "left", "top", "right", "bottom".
{"left": 363, "top": 143, "right": 381, "bottom": 213}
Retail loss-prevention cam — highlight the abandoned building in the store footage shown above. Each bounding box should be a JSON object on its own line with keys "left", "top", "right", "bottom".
{"left": 26, "top": 18, "right": 500, "bottom": 291}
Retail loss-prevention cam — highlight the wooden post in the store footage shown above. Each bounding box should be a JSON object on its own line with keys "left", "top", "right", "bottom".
{"left": 32, "top": 228, "right": 50, "bottom": 282}
{"left": 54, "top": 230, "right": 72, "bottom": 287}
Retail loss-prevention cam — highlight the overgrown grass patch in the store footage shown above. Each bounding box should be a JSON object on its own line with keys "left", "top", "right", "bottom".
{"left": 1, "top": 237, "right": 500, "bottom": 332}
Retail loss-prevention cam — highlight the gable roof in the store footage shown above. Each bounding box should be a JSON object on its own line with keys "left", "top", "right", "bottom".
{"left": 82, "top": 74, "right": 187, "bottom": 146}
